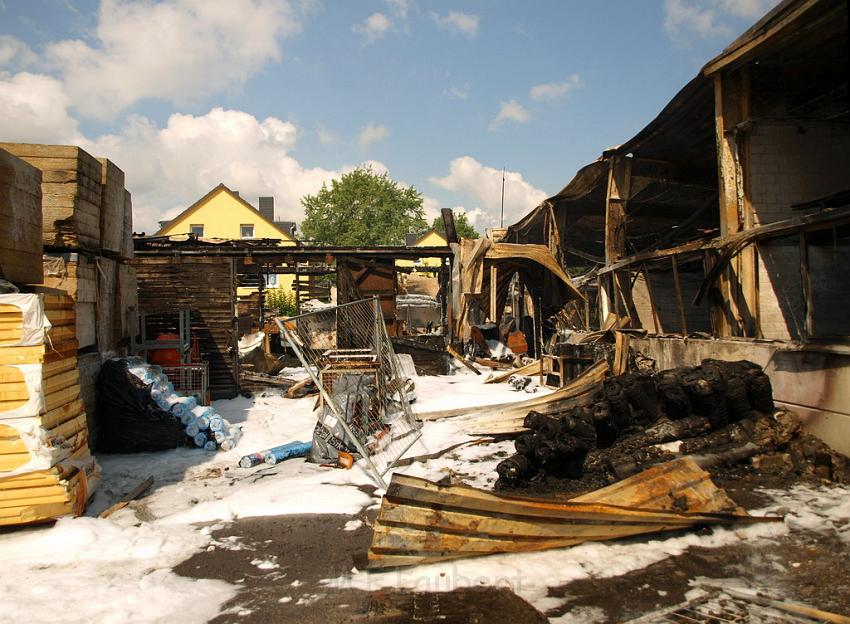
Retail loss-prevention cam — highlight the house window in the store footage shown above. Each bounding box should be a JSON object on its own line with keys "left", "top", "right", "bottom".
{"left": 241, "top": 224, "right": 255, "bottom": 239}
{"left": 190, "top": 224, "right": 204, "bottom": 237}
{"left": 264, "top": 273, "right": 278, "bottom": 287}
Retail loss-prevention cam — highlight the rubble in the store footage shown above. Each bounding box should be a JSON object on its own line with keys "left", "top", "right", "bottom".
{"left": 496, "top": 359, "right": 850, "bottom": 491}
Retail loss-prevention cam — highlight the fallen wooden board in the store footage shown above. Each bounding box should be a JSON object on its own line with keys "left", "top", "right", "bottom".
{"left": 446, "top": 345, "right": 481, "bottom": 375}
{"left": 484, "top": 358, "right": 548, "bottom": 384}
{"left": 416, "top": 359, "right": 609, "bottom": 435}
{"left": 367, "top": 458, "right": 779, "bottom": 569}
{"left": 99, "top": 475, "right": 154, "bottom": 518}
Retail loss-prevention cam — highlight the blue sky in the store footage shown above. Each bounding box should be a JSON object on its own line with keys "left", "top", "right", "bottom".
{"left": 0, "top": 0, "right": 778, "bottom": 233}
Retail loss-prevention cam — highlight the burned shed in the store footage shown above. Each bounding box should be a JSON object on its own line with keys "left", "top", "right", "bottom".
{"left": 508, "top": 0, "right": 850, "bottom": 454}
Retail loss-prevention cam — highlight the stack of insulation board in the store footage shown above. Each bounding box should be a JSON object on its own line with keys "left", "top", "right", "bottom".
{"left": 0, "top": 149, "right": 43, "bottom": 285}
{"left": 0, "top": 292, "right": 100, "bottom": 526}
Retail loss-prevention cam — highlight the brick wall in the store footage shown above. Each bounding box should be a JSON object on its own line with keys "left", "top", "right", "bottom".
{"left": 629, "top": 265, "right": 712, "bottom": 335}
{"left": 748, "top": 121, "right": 849, "bottom": 225}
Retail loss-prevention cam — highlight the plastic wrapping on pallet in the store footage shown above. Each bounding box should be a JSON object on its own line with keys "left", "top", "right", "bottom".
{"left": 0, "top": 362, "right": 46, "bottom": 419}
{"left": 0, "top": 415, "right": 87, "bottom": 476}
{"left": 96, "top": 359, "right": 188, "bottom": 453}
{"left": 0, "top": 293, "right": 50, "bottom": 348}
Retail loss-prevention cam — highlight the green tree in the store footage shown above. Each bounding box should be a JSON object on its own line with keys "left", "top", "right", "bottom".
{"left": 300, "top": 167, "right": 427, "bottom": 245}
{"left": 431, "top": 210, "right": 480, "bottom": 240}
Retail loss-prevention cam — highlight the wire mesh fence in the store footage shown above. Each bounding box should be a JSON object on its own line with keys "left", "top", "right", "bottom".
{"left": 276, "top": 297, "right": 421, "bottom": 488}
{"left": 160, "top": 363, "right": 209, "bottom": 405}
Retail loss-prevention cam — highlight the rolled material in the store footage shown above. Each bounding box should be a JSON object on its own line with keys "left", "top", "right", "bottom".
{"left": 263, "top": 441, "right": 313, "bottom": 465}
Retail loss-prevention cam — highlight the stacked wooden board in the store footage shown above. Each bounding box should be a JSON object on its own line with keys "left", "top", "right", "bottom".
{"left": 0, "top": 149, "right": 43, "bottom": 284}
{"left": 41, "top": 253, "right": 97, "bottom": 348}
{"left": 0, "top": 143, "right": 139, "bottom": 454}
{"left": 0, "top": 292, "right": 100, "bottom": 525}
{"left": 135, "top": 256, "right": 238, "bottom": 399}
{"left": 0, "top": 143, "right": 102, "bottom": 251}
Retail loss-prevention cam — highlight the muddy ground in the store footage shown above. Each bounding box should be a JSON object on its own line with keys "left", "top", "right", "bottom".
{"left": 175, "top": 470, "right": 850, "bottom": 623}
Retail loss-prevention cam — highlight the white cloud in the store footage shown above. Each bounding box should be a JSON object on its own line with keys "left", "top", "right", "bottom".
{"left": 74, "top": 107, "right": 387, "bottom": 233}
{"left": 663, "top": 0, "right": 780, "bottom": 41}
{"left": 429, "top": 157, "right": 547, "bottom": 227}
{"left": 359, "top": 122, "right": 389, "bottom": 149}
{"left": 0, "top": 72, "right": 80, "bottom": 143}
{"left": 447, "top": 86, "right": 469, "bottom": 100}
{"left": 43, "top": 0, "right": 301, "bottom": 119}
{"left": 431, "top": 11, "right": 479, "bottom": 37}
{"left": 315, "top": 123, "right": 336, "bottom": 145}
{"left": 421, "top": 196, "right": 442, "bottom": 223}
{"left": 530, "top": 74, "right": 582, "bottom": 102}
{"left": 488, "top": 99, "right": 530, "bottom": 131}
{"left": 0, "top": 36, "right": 38, "bottom": 68}
{"left": 353, "top": 12, "right": 391, "bottom": 42}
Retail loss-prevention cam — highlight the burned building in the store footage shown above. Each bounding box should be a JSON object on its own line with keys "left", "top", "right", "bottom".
{"left": 508, "top": 0, "right": 850, "bottom": 453}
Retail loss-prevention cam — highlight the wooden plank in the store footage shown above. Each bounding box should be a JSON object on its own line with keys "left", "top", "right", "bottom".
{"left": 484, "top": 358, "right": 546, "bottom": 384}
{"left": 446, "top": 344, "right": 480, "bottom": 375}
{"left": 671, "top": 255, "right": 689, "bottom": 335}
{"left": 612, "top": 331, "right": 630, "bottom": 376}
{"left": 799, "top": 231, "right": 813, "bottom": 339}
{"left": 641, "top": 263, "right": 662, "bottom": 334}
{"left": 489, "top": 264, "right": 497, "bottom": 322}
{"left": 99, "top": 475, "right": 153, "bottom": 518}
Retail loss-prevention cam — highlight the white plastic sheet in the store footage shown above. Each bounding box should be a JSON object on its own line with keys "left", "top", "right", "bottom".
{"left": 0, "top": 293, "right": 50, "bottom": 347}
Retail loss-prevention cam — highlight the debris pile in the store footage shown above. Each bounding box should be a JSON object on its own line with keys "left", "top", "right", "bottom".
{"left": 496, "top": 359, "right": 848, "bottom": 490}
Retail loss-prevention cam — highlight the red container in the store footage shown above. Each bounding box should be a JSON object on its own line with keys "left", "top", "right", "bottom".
{"left": 149, "top": 333, "right": 181, "bottom": 366}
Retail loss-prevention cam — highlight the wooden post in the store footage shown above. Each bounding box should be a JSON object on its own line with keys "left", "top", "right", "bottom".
{"left": 713, "top": 68, "right": 755, "bottom": 337}
{"left": 799, "top": 231, "right": 813, "bottom": 340}
{"left": 294, "top": 267, "right": 301, "bottom": 315}
{"left": 441, "top": 208, "right": 459, "bottom": 244}
{"left": 605, "top": 156, "right": 632, "bottom": 264}
{"left": 605, "top": 155, "right": 631, "bottom": 327}
{"left": 641, "top": 263, "right": 662, "bottom": 334}
{"left": 671, "top": 255, "right": 689, "bottom": 336}
{"left": 489, "top": 264, "right": 497, "bottom": 322}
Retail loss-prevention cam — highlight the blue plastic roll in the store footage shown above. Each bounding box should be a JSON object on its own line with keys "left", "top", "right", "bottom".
{"left": 262, "top": 441, "right": 313, "bottom": 465}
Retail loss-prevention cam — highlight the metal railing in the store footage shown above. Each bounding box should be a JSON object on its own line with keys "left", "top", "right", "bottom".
{"left": 276, "top": 297, "right": 421, "bottom": 488}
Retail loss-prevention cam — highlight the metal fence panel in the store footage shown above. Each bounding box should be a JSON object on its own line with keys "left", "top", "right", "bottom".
{"left": 276, "top": 297, "right": 421, "bottom": 488}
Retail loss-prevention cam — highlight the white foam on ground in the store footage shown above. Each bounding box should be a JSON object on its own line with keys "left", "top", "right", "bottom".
{"left": 5, "top": 368, "right": 846, "bottom": 624}
{"left": 0, "top": 517, "right": 234, "bottom": 624}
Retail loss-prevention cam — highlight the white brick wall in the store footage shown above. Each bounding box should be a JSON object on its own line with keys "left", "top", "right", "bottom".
{"left": 748, "top": 121, "right": 850, "bottom": 225}
{"left": 747, "top": 120, "right": 849, "bottom": 339}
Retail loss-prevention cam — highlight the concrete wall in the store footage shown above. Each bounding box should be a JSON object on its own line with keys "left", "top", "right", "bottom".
{"left": 630, "top": 335, "right": 850, "bottom": 456}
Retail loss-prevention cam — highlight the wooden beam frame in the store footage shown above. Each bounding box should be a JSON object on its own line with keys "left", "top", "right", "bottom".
{"left": 671, "top": 255, "right": 689, "bottom": 336}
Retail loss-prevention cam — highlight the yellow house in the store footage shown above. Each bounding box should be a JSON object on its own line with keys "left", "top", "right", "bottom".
{"left": 397, "top": 228, "right": 448, "bottom": 269}
{"left": 156, "top": 183, "right": 298, "bottom": 297}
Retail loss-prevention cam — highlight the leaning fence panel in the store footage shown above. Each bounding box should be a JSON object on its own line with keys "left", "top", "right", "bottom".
{"left": 276, "top": 297, "right": 421, "bottom": 488}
